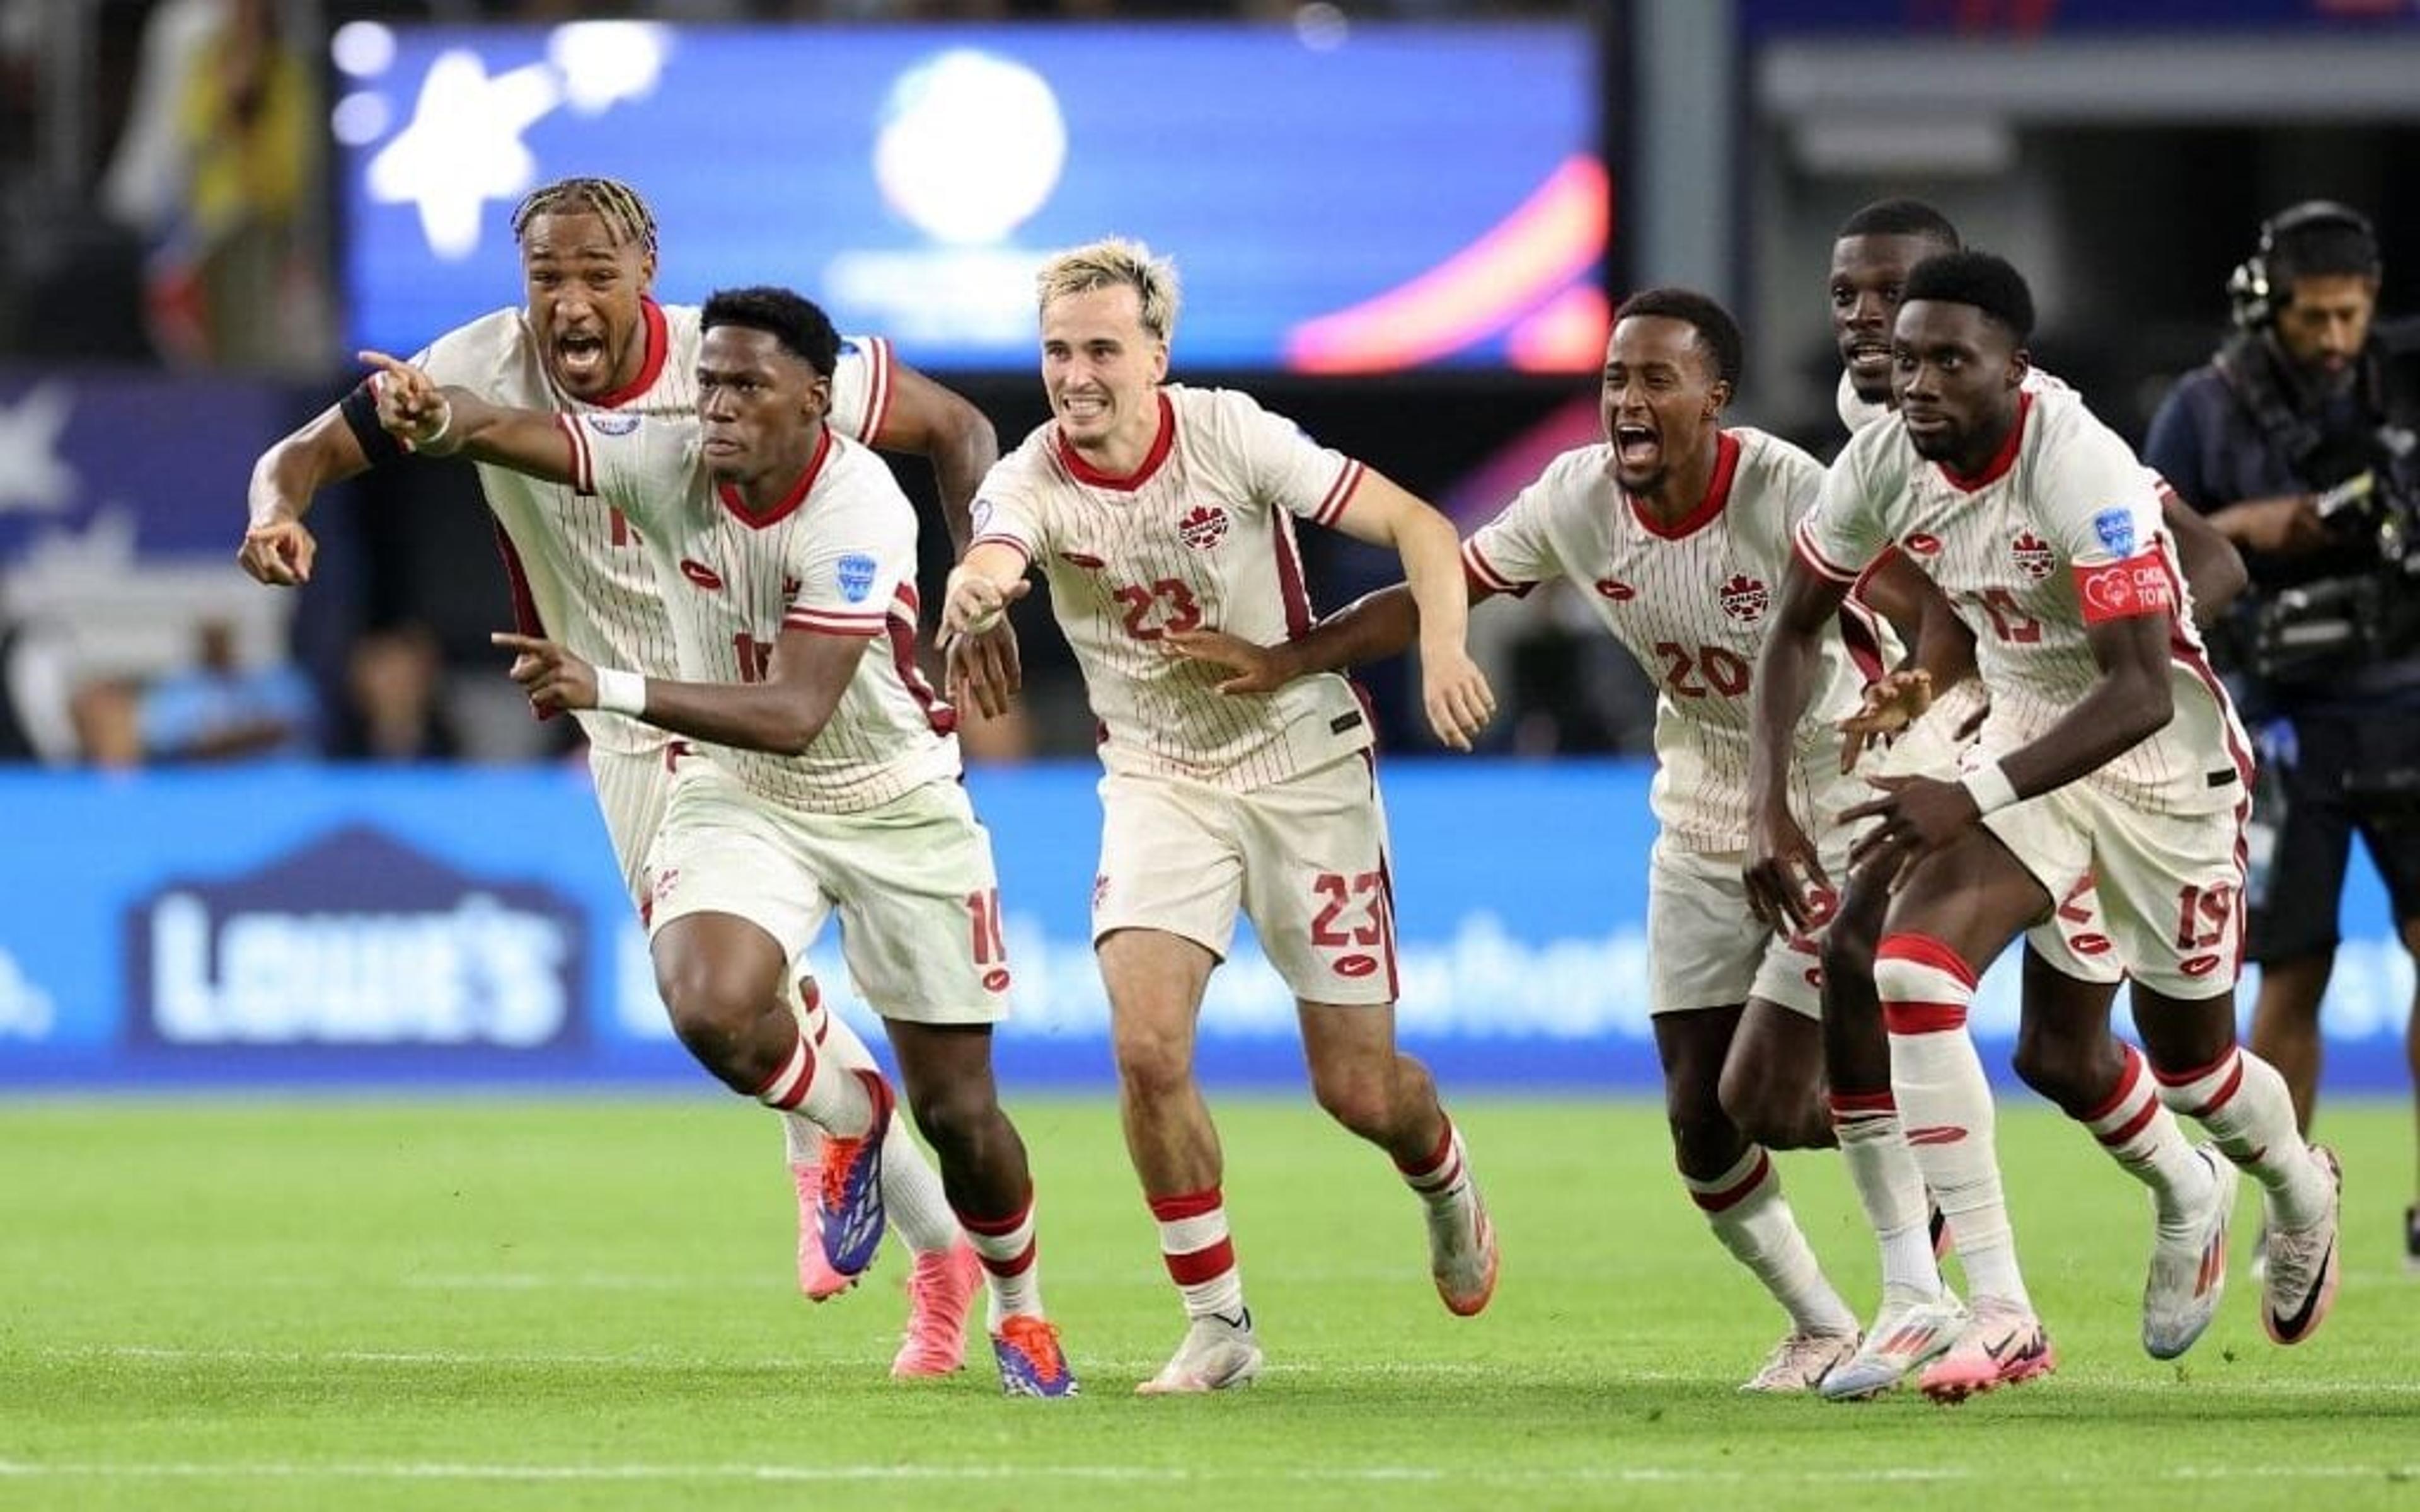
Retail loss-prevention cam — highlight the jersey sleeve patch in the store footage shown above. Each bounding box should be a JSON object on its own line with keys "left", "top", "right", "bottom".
{"left": 2073, "top": 549, "right": 2175, "bottom": 624}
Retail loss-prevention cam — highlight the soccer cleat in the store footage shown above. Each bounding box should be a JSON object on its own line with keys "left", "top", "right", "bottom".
{"left": 790, "top": 1157, "right": 858, "bottom": 1302}
{"left": 2262, "top": 1143, "right": 2342, "bottom": 1346}
{"left": 990, "top": 1314, "right": 1078, "bottom": 1398}
{"left": 1135, "top": 1310, "right": 1263, "bottom": 1395}
{"left": 1428, "top": 1181, "right": 1500, "bottom": 1317}
{"left": 1819, "top": 1294, "right": 1966, "bottom": 1402}
{"left": 1917, "top": 1298, "right": 2054, "bottom": 1404}
{"left": 815, "top": 1070, "right": 894, "bottom": 1281}
{"left": 2143, "top": 1144, "right": 2238, "bottom": 1361}
{"left": 1739, "top": 1328, "right": 1860, "bottom": 1394}
{"left": 890, "top": 1240, "right": 982, "bottom": 1378}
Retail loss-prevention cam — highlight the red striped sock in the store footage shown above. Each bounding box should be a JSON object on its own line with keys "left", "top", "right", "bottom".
{"left": 1150, "top": 1186, "right": 1245, "bottom": 1320}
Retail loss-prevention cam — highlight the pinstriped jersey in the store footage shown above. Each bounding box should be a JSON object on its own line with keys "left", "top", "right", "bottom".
{"left": 969, "top": 385, "right": 1373, "bottom": 791}
{"left": 414, "top": 301, "right": 897, "bottom": 756}
{"left": 1799, "top": 387, "right": 2252, "bottom": 815}
{"left": 1463, "top": 427, "right": 1877, "bottom": 850}
{"left": 562, "top": 414, "right": 958, "bottom": 814}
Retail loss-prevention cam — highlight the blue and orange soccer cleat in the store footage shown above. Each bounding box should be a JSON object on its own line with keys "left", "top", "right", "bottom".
{"left": 815, "top": 1070, "right": 894, "bottom": 1281}
{"left": 991, "top": 1314, "right": 1079, "bottom": 1398}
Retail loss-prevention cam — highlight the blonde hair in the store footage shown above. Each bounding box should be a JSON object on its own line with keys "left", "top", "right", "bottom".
{"left": 512, "top": 176, "right": 658, "bottom": 256}
{"left": 1035, "top": 238, "right": 1180, "bottom": 345}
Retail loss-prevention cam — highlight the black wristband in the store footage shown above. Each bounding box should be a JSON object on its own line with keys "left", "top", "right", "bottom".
{"left": 338, "top": 379, "right": 408, "bottom": 466}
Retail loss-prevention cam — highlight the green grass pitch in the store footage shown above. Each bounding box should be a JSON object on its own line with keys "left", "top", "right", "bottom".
{"left": 3, "top": 1092, "right": 2416, "bottom": 1511}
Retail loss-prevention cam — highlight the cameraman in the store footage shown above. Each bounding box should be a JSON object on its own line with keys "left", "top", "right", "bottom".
{"left": 2145, "top": 201, "right": 2420, "bottom": 1270}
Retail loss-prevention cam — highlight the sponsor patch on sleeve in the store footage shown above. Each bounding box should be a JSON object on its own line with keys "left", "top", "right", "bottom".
{"left": 2073, "top": 549, "right": 2175, "bottom": 624}
{"left": 2090, "top": 505, "right": 2138, "bottom": 558}
{"left": 836, "top": 553, "right": 879, "bottom": 603}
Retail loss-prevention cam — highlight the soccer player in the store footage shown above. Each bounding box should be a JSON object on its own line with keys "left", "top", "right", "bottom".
{"left": 1815, "top": 199, "right": 2262, "bottom": 1397}
{"left": 1749, "top": 250, "right": 2344, "bottom": 1402}
{"left": 940, "top": 239, "right": 1499, "bottom": 1395}
{"left": 360, "top": 285, "right": 1077, "bottom": 1398}
{"left": 236, "top": 178, "right": 991, "bottom": 1373}
{"left": 1169, "top": 288, "right": 1954, "bottom": 1392}
{"left": 1821, "top": 202, "right": 2274, "bottom": 1395}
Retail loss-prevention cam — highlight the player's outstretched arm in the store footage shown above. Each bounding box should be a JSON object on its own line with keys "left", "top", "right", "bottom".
{"left": 877, "top": 362, "right": 1000, "bottom": 554}
{"left": 240, "top": 403, "right": 372, "bottom": 587}
{"left": 1326, "top": 470, "right": 1495, "bottom": 751}
{"left": 942, "top": 542, "right": 1033, "bottom": 639}
{"left": 359, "top": 352, "right": 576, "bottom": 484}
{"left": 493, "top": 624, "right": 863, "bottom": 755}
{"left": 1746, "top": 555, "right": 1853, "bottom": 931}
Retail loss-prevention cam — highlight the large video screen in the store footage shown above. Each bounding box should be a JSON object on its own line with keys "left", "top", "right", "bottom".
{"left": 331, "top": 20, "right": 1607, "bottom": 374}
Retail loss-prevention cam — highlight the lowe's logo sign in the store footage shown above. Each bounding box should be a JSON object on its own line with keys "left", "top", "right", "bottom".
{"left": 125, "top": 827, "right": 584, "bottom": 1049}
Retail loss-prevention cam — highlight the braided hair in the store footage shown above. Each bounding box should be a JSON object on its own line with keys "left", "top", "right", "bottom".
{"left": 510, "top": 176, "right": 658, "bottom": 255}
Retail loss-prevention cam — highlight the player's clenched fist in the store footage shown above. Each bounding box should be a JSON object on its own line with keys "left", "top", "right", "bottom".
{"left": 492, "top": 631, "right": 599, "bottom": 716}
{"left": 943, "top": 565, "right": 1029, "bottom": 638}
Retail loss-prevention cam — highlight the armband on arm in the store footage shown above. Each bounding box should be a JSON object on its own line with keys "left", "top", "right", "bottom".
{"left": 338, "top": 380, "right": 408, "bottom": 467}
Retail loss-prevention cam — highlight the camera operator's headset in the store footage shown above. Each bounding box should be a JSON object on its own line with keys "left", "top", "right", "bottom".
{"left": 2227, "top": 200, "right": 2382, "bottom": 331}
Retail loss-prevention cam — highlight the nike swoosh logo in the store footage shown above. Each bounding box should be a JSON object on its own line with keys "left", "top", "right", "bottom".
{"left": 1211, "top": 1309, "right": 1252, "bottom": 1332}
{"left": 2269, "top": 1236, "right": 2336, "bottom": 1339}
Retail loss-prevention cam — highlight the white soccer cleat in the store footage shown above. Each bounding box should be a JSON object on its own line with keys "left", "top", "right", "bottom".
{"left": 2262, "top": 1144, "right": 2342, "bottom": 1347}
{"left": 1819, "top": 1293, "right": 1967, "bottom": 1401}
{"left": 1918, "top": 1297, "right": 2054, "bottom": 1404}
{"left": 1427, "top": 1182, "right": 1500, "bottom": 1317}
{"left": 1134, "top": 1310, "right": 1263, "bottom": 1396}
{"left": 2143, "top": 1144, "right": 2238, "bottom": 1361}
{"left": 1739, "top": 1328, "right": 1860, "bottom": 1394}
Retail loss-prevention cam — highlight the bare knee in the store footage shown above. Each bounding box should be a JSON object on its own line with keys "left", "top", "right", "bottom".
{"left": 1309, "top": 1057, "right": 1398, "bottom": 1141}
{"left": 1112, "top": 1017, "right": 1196, "bottom": 1106}
{"left": 1719, "top": 1055, "right": 1823, "bottom": 1150}
{"left": 2009, "top": 1020, "right": 2113, "bottom": 1114}
{"left": 655, "top": 951, "right": 766, "bottom": 1063}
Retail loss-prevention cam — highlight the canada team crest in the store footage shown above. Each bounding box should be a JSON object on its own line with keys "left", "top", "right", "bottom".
{"left": 1719, "top": 573, "right": 1769, "bottom": 624}
{"left": 1178, "top": 504, "right": 1230, "bottom": 552}
{"left": 2010, "top": 530, "right": 2054, "bottom": 581}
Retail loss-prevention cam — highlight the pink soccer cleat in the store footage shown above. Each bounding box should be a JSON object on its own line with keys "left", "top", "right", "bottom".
{"left": 891, "top": 1240, "right": 982, "bottom": 1378}
{"left": 791, "top": 1156, "right": 857, "bottom": 1302}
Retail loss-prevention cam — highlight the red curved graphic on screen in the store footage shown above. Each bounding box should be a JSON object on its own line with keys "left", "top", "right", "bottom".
{"left": 1284, "top": 154, "right": 1610, "bottom": 374}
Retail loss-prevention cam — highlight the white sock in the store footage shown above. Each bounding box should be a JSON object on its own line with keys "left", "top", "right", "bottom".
{"left": 1395, "top": 1116, "right": 1472, "bottom": 1211}
{"left": 777, "top": 983, "right": 956, "bottom": 1252}
{"left": 1150, "top": 1187, "right": 1247, "bottom": 1324}
{"left": 1829, "top": 1091, "right": 1944, "bottom": 1305}
{"left": 2079, "top": 1043, "right": 2213, "bottom": 1230}
{"left": 1876, "top": 933, "right": 2030, "bottom": 1312}
{"left": 1685, "top": 1146, "right": 1857, "bottom": 1336}
{"left": 2155, "top": 1045, "right": 2333, "bottom": 1229}
{"left": 752, "top": 1032, "right": 873, "bottom": 1137}
{"left": 959, "top": 1191, "right": 1044, "bottom": 1329}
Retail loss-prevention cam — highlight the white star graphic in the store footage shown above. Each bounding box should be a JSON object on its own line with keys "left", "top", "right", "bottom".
{"left": 365, "top": 49, "right": 562, "bottom": 261}
{"left": 0, "top": 381, "right": 78, "bottom": 516}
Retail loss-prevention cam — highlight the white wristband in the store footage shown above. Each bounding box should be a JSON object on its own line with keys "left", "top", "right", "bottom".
{"left": 1961, "top": 759, "right": 2021, "bottom": 815}
{"left": 594, "top": 667, "right": 647, "bottom": 717}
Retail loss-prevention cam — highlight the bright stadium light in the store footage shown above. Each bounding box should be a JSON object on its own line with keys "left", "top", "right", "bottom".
{"left": 873, "top": 49, "right": 1066, "bottom": 247}
{"left": 329, "top": 20, "right": 396, "bottom": 78}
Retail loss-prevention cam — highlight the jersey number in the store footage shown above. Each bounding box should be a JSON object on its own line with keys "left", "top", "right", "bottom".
{"left": 1654, "top": 641, "right": 1752, "bottom": 699}
{"left": 1112, "top": 579, "right": 1204, "bottom": 641}
{"left": 965, "top": 888, "right": 1006, "bottom": 965}
{"left": 732, "top": 632, "right": 774, "bottom": 684}
{"left": 2174, "top": 881, "right": 2237, "bottom": 950}
{"left": 1309, "top": 870, "right": 1385, "bottom": 948}
{"left": 1979, "top": 588, "right": 2043, "bottom": 644}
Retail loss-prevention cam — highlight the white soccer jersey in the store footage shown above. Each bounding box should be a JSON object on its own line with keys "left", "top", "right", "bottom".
{"left": 1463, "top": 428, "right": 1882, "bottom": 850}
{"left": 560, "top": 413, "right": 958, "bottom": 813}
{"left": 413, "top": 302, "right": 897, "bottom": 756}
{"left": 1797, "top": 387, "right": 2252, "bottom": 815}
{"left": 969, "top": 385, "right": 1374, "bottom": 790}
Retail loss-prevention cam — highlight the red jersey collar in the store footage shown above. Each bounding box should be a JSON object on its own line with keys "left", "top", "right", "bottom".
{"left": 1056, "top": 392, "right": 1175, "bottom": 491}
{"left": 1627, "top": 429, "right": 1741, "bottom": 541}
{"left": 589, "top": 299, "right": 670, "bottom": 410}
{"left": 715, "top": 426, "right": 833, "bottom": 530}
{"left": 1936, "top": 390, "right": 2031, "bottom": 493}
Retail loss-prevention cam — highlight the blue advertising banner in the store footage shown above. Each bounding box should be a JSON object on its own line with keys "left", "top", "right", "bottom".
{"left": 331, "top": 20, "right": 1608, "bottom": 374}
{"left": 1740, "top": 1, "right": 2420, "bottom": 37}
{"left": 0, "top": 762, "right": 2406, "bottom": 1091}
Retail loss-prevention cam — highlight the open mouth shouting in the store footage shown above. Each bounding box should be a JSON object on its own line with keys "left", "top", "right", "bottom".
{"left": 555, "top": 329, "right": 610, "bottom": 391}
